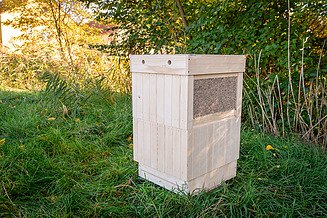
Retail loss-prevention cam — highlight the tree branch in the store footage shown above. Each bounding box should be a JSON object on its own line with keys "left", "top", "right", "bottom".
{"left": 175, "top": 0, "right": 188, "bottom": 31}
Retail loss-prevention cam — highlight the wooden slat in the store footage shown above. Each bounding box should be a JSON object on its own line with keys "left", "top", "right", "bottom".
{"left": 132, "top": 73, "right": 137, "bottom": 118}
{"left": 157, "top": 124, "right": 165, "bottom": 172}
{"left": 143, "top": 120, "right": 151, "bottom": 166}
{"left": 142, "top": 73, "right": 150, "bottom": 121}
{"left": 224, "top": 118, "right": 240, "bottom": 164}
{"left": 188, "top": 55, "right": 246, "bottom": 75}
{"left": 164, "top": 75, "right": 172, "bottom": 126}
{"left": 133, "top": 118, "right": 138, "bottom": 161}
{"left": 165, "top": 126, "right": 173, "bottom": 175}
{"left": 206, "top": 123, "right": 214, "bottom": 172}
{"left": 171, "top": 75, "right": 180, "bottom": 128}
{"left": 150, "top": 122, "right": 158, "bottom": 169}
{"left": 180, "top": 130, "right": 188, "bottom": 180}
{"left": 130, "top": 55, "right": 188, "bottom": 75}
{"left": 236, "top": 73, "right": 243, "bottom": 117}
{"left": 149, "top": 74, "right": 157, "bottom": 122}
{"left": 172, "top": 128, "right": 181, "bottom": 179}
{"left": 191, "top": 125, "right": 208, "bottom": 179}
{"left": 137, "top": 120, "right": 144, "bottom": 164}
{"left": 135, "top": 73, "right": 143, "bottom": 119}
{"left": 179, "top": 76, "right": 188, "bottom": 130}
{"left": 212, "top": 119, "right": 227, "bottom": 168}
{"left": 156, "top": 75, "right": 165, "bottom": 124}
{"left": 187, "top": 76, "right": 194, "bottom": 129}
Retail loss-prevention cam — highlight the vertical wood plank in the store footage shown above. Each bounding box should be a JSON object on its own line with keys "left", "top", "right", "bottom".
{"left": 143, "top": 120, "right": 151, "bottom": 166}
{"left": 142, "top": 74, "right": 150, "bottom": 121}
{"left": 165, "top": 126, "right": 173, "bottom": 175}
{"left": 137, "top": 120, "right": 144, "bottom": 164}
{"left": 187, "top": 76, "right": 194, "bottom": 129}
{"left": 192, "top": 125, "right": 208, "bottom": 179}
{"left": 150, "top": 122, "right": 158, "bottom": 169}
{"left": 156, "top": 75, "right": 165, "bottom": 124}
{"left": 149, "top": 74, "right": 157, "bottom": 123}
{"left": 172, "top": 128, "right": 181, "bottom": 179}
{"left": 213, "top": 119, "right": 227, "bottom": 168}
{"left": 136, "top": 73, "right": 143, "bottom": 119}
{"left": 236, "top": 73, "right": 243, "bottom": 117}
{"left": 171, "top": 75, "right": 180, "bottom": 128}
{"left": 180, "top": 76, "right": 188, "bottom": 130}
{"left": 157, "top": 124, "right": 165, "bottom": 172}
{"left": 133, "top": 118, "right": 138, "bottom": 161}
{"left": 132, "top": 73, "right": 137, "bottom": 118}
{"left": 164, "top": 75, "right": 172, "bottom": 126}
{"left": 180, "top": 130, "right": 188, "bottom": 180}
{"left": 206, "top": 123, "right": 214, "bottom": 172}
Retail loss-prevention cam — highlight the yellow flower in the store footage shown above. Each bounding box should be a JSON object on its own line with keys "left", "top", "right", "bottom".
{"left": 75, "top": 118, "right": 81, "bottom": 122}
{"left": 0, "top": 138, "right": 5, "bottom": 146}
{"left": 266, "top": 144, "right": 274, "bottom": 151}
{"left": 47, "top": 117, "right": 56, "bottom": 121}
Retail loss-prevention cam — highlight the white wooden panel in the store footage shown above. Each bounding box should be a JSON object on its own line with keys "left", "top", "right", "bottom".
{"left": 130, "top": 55, "right": 188, "bottom": 75}
{"left": 206, "top": 123, "right": 214, "bottom": 172}
{"left": 137, "top": 120, "right": 144, "bottom": 164}
{"left": 157, "top": 124, "right": 165, "bottom": 172}
{"left": 213, "top": 119, "right": 227, "bottom": 169}
{"left": 179, "top": 76, "right": 188, "bottom": 130}
{"left": 132, "top": 73, "right": 137, "bottom": 118}
{"left": 133, "top": 118, "right": 138, "bottom": 161}
{"left": 135, "top": 73, "right": 143, "bottom": 119}
{"left": 225, "top": 118, "right": 240, "bottom": 164}
{"left": 156, "top": 75, "right": 165, "bottom": 124}
{"left": 172, "top": 128, "right": 181, "bottom": 179}
{"left": 143, "top": 121, "right": 151, "bottom": 166}
{"left": 171, "top": 75, "right": 180, "bottom": 128}
{"left": 149, "top": 74, "right": 157, "bottom": 122}
{"left": 192, "top": 125, "right": 208, "bottom": 179}
{"left": 164, "top": 75, "right": 172, "bottom": 126}
{"left": 142, "top": 74, "right": 150, "bottom": 121}
{"left": 188, "top": 55, "right": 246, "bottom": 75}
{"left": 236, "top": 73, "right": 243, "bottom": 117}
{"left": 150, "top": 122, "right": 158, "bottom": 169}
{"left": 165, "top": 126, "right": 173, "bottom": 175}
{"left": 187, "top": 76, "right": 194, "bottom": 129}
{"left": 180, "top": 130, "right": 188, "bottom": 180}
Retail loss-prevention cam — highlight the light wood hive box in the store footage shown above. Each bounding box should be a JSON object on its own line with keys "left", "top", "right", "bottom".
{"left": 131, "top": 54, "right": 246, "bottom": 193}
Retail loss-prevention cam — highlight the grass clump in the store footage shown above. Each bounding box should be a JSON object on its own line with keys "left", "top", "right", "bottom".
{"left": 0, "top": 88, "right": 326, "bottom": 217}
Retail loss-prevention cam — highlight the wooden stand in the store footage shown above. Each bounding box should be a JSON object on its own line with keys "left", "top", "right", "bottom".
{"left": 131, "top": 55, "right": 246, "bottom": 193}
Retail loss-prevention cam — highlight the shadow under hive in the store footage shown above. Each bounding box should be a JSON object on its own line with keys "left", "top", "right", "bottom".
{"left": 193, "top": 77, "right": 238, "bottom": 118}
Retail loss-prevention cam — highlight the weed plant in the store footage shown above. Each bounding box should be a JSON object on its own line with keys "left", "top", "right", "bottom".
{"left": 0, "top": 88, "right": 326, "bottom": 217}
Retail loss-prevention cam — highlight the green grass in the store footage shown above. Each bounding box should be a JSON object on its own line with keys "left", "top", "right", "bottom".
{"left": 0, "top": 89, "right": 326, "bottom": 217}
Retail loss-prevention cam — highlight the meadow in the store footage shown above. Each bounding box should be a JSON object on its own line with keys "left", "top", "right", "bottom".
{"left": 0, "top": 87, "right": 326, "bottom": 217}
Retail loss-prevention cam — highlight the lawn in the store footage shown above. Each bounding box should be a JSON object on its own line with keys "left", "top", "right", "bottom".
{"left": 0, "top": 89, "right": 326, "bottom": 217}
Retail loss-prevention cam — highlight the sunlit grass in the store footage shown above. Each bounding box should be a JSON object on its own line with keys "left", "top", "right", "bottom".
{"left": 0, "top": 89, "right": 326, "bottom": 217}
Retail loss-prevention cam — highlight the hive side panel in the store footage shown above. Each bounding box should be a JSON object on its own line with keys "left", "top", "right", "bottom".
{"left": 187, "top": 76, "right": 194, "bottom": 129}
{"left": 164, "top": 75, "right": 173, "bottom": 126}
{"left": 149, "top": 74, "right": 157, "bottom": 122}
{"left": 171, "top": 75, "right": 181, "bottom": 128}
{"left": 206, "top": 123, "right": 214, "bottom": 172}
{"left": 132, "top": 73, "right": 137, "bottom": 119}
{"left": 156, "top": 75, "right": 165, "bottom": 124}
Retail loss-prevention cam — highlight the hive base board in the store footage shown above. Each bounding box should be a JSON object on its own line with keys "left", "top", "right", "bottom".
{"left": 138, "top": 160, "right": 237, "bottom": 194}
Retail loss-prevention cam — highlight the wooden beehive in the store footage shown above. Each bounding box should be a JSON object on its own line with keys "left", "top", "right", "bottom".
{"left": 130, "top": 54, "right": 246, "bottom": 193}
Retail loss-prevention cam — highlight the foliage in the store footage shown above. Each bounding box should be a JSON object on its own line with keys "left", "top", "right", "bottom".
{"left": 0, "top": 90, "right": 326, "bottom": 216}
